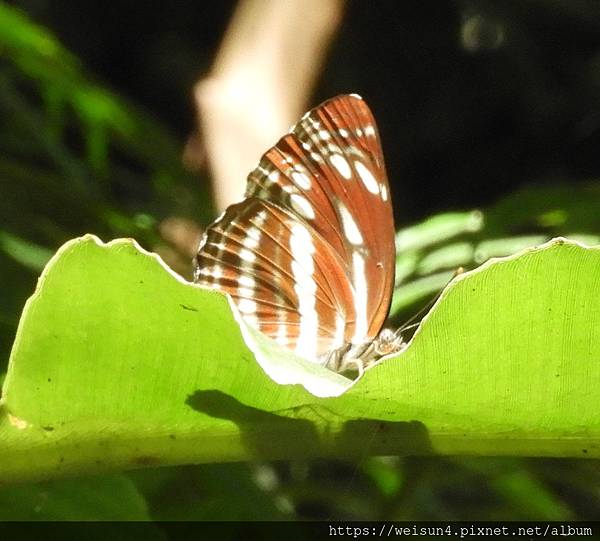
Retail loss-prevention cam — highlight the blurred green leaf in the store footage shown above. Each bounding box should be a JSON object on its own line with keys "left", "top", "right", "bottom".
{"left": 391, "top": 270, "right": 456, "bottom": 315}
{"left": 395, "top": 210, "right": 484, "bottom": 252}
{"left": 416, "top": 242, "right": 473, "bottom": 275}
{"left": 492, "top": 471, "right": 574, "bottom": 521}
{"left": 0, "top": 3, "right": 208, "bottom": 223}
{"left": 473, "top": 236, "right": 548, "bottom": 263}
{"left": 485, "top": 183, "right": 600, "bottom": 237}
{"left": 129, "top": 464, "right": 290, "bottom": 521}
{"left": 0, "top": 3, "right": 210, "bottom": 369}
{"left": 0, "top": 231, "right": 53, "bottom": 271}
{"left": 392, "top": 184, "right": 600, "bottom": 315}
{"left": 0, "top": 474, "right": 152, "bottom": 520}
{"left": 363, "top": 458, "right": 402, "bottom": 497}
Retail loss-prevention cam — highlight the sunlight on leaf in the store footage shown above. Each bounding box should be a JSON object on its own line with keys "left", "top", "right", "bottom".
{"left": 0, "top": 235, "right": 598, "bottom": 483}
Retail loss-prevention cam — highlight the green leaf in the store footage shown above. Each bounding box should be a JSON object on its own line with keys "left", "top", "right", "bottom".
{"left": 0, "top": 235, "right": 598, "bottom": 483}
{"left": 0, "top": 230, "right": 53, "bottom": 271}
{"left": 0, "top": 474, "right": 152, "bottom": 521}
{"left": 129, "top": 464, "right": 291, "bottom": 520}
{"left": 395, "top": 210, "right": 484, "bottom": 252}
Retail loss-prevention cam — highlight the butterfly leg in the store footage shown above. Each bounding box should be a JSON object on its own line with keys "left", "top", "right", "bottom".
{"left": 338, "top": 357, "right": 365, "bottom": 378}
{"left": 323, "top": 345, "right": 346, "bottom": 372}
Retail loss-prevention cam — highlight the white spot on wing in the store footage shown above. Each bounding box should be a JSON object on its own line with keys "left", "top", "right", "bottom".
{"left": 247, "top": 227, "right": 261, "bottom": 240}
{"left": 380, "top": 183, "right": 388, "bottom": 201}
{"left": 351, "top": 252, "right": 368, "bottom": 343}
{"left": 364, "top": 125, "right": 375, "bottom": 136}
{"left": 238, "top": 287, "right": 253, "bottom": 298}
{"left": 238, "top": 298, "right": 257, "bottom": 314}
{"left": 330, "top": 154, "right": 352, "bottom": 179}
{"left": 275, "top": 324, "right": 288, "bottom": 345}
{"left": 243, "top": 227, "right": 260, "bottom": 249}
{"left": 290, "top": 194, "right": 315, "bottom": 220}
{"left": 307, "top": 118, "right": 321, "bottom": 130}
{"left": 289, "top": 224, "right": 319, "bottom": 361}
{"left": 239, "top": 248, "right": 255, "bottom": 263}
{"left": 291, "top": 171, "right": 311, "bottom": 190}
{"left": 237, "top": 223, "right": 261, "bottom": 328}
{"left": 290, "top": 225, "right": 314, "bottom": 280}
{"left": 268, "top": 170, "right": 280, "bottom": 183}
{"left": 318, "top": 130, "right": 331, "bottom": 141}
{"left": 244, "top": 314, "right": 258, "bottom": 327}
{"left": 239, "top": 275, "right": 255, "bottom": 288}
{"left": 337, "top": 202, "right": 364, "bottom": 246}
{"left": 355, "top": 161, "right": 379, "bottom": 194}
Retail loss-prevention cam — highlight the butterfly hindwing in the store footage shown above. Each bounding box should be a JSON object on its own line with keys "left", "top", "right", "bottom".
{"left": 195, "top": 197, "right": 357, "bottom": 360}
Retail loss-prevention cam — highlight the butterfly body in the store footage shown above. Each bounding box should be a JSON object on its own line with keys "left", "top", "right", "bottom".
{"left": 195, "top": 94, "right": 404, "bottom": 373}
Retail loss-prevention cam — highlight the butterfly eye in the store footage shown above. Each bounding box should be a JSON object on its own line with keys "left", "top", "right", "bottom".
{"left": 195, "top": 94, "right": 398, "bottom": 373}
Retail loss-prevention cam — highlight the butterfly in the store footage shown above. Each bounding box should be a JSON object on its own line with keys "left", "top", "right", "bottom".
{"left": 194, "top": 94, "right": 405, "bottom": 373}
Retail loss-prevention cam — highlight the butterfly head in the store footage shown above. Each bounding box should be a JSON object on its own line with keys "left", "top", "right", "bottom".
{"left": 373, "top": 328, "right": 406, "bottom": 357}
{"left": 325, "top": 329, "right": 406, "bottom": 376}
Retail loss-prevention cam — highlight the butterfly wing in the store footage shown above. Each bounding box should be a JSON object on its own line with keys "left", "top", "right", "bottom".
{"left": 195, "top": 197, "right": 356, "bottom": 360}
{"left": 244, "top": 94, "right": 396, "bottom": 344}
{"left": 195, "top": 94, "right": 395, "bottom": 362}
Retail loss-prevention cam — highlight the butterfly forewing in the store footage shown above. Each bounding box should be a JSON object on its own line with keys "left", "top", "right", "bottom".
{"left": 195, "top": 94, "right": 396, "bottom": 366}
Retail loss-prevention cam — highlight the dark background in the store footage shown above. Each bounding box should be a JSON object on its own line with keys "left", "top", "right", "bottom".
{"left": 15, "top": 0, "right": 600, "bottom": 223}
{"left": 1, "top": 0, "right": 599, "bottom": 524}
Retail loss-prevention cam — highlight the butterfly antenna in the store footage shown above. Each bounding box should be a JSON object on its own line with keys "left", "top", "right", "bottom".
{"left": 393, "top": 266, "right": 465, "bottom": 338}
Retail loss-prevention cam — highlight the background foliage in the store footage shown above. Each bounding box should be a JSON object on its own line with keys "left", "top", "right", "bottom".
{"left": 0, "top": 0, "right": 599, "bottom": 524}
